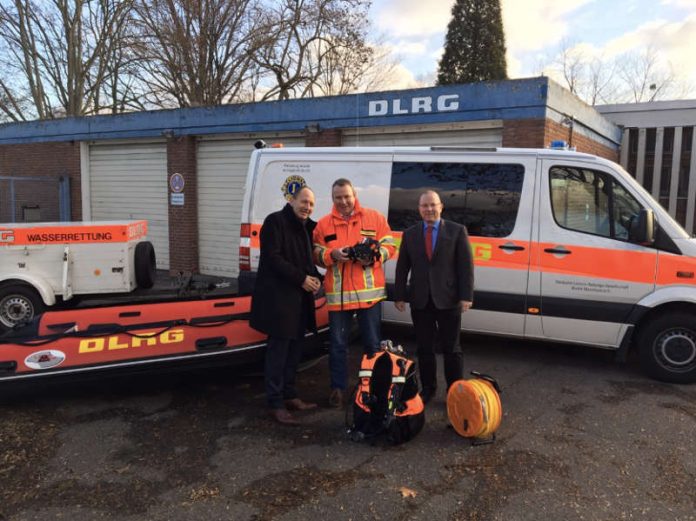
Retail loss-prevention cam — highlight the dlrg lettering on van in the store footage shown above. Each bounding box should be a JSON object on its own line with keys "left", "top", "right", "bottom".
{"left": 241, "top": 145, "right": 696, "bottom": 384}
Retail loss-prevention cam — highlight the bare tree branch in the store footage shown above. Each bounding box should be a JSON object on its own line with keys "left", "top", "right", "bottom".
{"left": 0, "top": 0, "right": 135, "bottom": 120}
{"left": 131, "top": 0, "right": 263, "bottom": 108}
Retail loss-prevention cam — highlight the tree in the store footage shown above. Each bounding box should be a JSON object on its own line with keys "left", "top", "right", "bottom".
{"left": 542, "top": 42, "right": 692, "bottom": 105}
{"left": 131, "top": 0, "right": 264, "bottom": 108}
{"left": 0, "top": 0, "right": 134, "bottom": 121}
{"left": 437, "top": 0, "right": 507, "bottom": 85}
{"left": 617, "top": 45, "right": 675, "bottom": 103}
{"left": 253, "top": 0, "right": 372, "bottom": 100}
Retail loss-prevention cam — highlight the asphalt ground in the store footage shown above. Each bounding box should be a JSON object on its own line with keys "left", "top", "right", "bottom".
{"left": 1, "top": 325, "right": 695, "bottom": 521}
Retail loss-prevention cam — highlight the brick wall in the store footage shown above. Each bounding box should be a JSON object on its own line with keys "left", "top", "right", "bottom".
{"left": 502, "top": 118, "right": 619, "bottom": 162}
{"left": 502, "top": 119, "right": 547, "bottom": 148}
{"left": 166, "top": 135, "right": 199, "bottom": 274}
{"left": 544, "top": 119, "right": 619, "bottom": 162}
{"left": 0, "top": 141, "right": 81, "bottom": 221}
{"left": 305, "top": 128, "right": 342, "bottom": 147}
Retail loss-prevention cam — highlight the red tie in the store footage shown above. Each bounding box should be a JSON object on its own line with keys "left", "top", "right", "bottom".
{"left": 425, "top": 225, "right": 433, "bottom": 260}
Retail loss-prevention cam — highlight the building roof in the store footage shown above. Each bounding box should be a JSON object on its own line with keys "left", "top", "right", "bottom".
{"left": 0, "top": 77, "right": 620, "bottom": 146}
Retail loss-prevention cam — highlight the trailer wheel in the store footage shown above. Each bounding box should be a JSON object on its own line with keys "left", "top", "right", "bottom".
{"left": 0, "top": 284, "right": 44, "bottom": 330}
{"left": 134, "top": 241, "right": 156, "bottom": 289}
{"left": 638, "top": 312, "right": 696, "bottom": 384}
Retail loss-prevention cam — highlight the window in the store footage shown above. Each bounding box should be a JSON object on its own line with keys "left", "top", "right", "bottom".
{"left": 387, "top": 162, "right": 524, "bottom": 237}
{"left": 550, "top": 166, "right": 642, "bottom": 241}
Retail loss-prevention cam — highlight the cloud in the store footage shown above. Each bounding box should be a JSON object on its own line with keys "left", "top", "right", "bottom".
{"left": 386, "top": 40, "right": 428, "bottom": 57}
{"left": 660, "top": 0, "right": 696, "bottom": 8}
{"left": 374, "top": 63, "right": 423, "bottom": 90}
{"left": 602, "top": 14, "right": 696, "bottom": 83}
{"left": 501, "top": 0, "right": 593, "bottom": 52}
{"left": 373, "top": 0, "right": 454, "bottom": 38}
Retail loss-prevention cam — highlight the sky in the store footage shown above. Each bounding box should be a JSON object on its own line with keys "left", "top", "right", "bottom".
{"left": 370, "top": 0, "right": 696, "bottom": 96}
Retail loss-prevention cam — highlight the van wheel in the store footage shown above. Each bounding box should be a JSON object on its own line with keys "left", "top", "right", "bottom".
{"left": 0, "top": 284, "right": 45, "bottom": 330}
{"left": 638, "top": 313, "right": 696, "bottom": 384}
{"left": 135, "top": 241, "right": 156, "bottom": 289}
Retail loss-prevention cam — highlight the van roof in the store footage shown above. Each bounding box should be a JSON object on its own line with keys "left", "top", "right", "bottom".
{"left": 256, "top": 146, "right": 601, "bottom": 161}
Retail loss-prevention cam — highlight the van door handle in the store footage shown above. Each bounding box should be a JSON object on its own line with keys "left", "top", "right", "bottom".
{"left": 544, "top": 247, "right": 572, "bottom": 255}
{"left": 499, "top": 244, "right": 525, "bottom": 251}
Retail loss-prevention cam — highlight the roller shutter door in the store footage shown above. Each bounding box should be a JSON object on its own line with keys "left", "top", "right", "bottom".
{"left": 197, "top": 135, "right": 304, "bottom": 277}
{"left": 89, "top": 142, "right": 170, "bottom": 269}
{"left": 342, "top": 121, "right": 503, "bottom": 147}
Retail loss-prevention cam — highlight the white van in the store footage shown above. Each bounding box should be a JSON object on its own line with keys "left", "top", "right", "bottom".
{"left": 240, "top": 145, "right": 696, "bottom": 384}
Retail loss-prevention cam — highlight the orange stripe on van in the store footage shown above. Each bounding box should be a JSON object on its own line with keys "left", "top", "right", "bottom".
{"left": 656, "top": 252, "right": 696, "bottom": 286}
{"left": 0, "top": 221, "right": 147, "bottom": 246}
{"left": 250, "top": 224, "right": 262, "bottom": 249}
{"left": 531, "top": 242, "right": 657, "bottom": 284}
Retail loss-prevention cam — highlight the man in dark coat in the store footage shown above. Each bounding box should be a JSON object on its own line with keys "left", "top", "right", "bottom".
{"left": 250, "top": 186, "right": 322, "bottom": 425}
{"left": 394, "top": 190, "right": 474, "bottom": 404}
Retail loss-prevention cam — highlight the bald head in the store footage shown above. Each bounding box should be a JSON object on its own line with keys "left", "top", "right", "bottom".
{"left": 418, "top": 190, "right": 443, "bottom": 225}
{"left": 290, "top": 186, "right": 315, "bottom": 220}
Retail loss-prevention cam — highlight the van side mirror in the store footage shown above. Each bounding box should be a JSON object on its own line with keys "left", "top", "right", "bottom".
{"left": 629, "top": 208, "right": 655, "bottom": 245}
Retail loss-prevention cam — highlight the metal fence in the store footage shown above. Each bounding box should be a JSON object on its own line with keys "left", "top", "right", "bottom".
{"left": 621, "top": 125, "right": 696, "bottom": 236}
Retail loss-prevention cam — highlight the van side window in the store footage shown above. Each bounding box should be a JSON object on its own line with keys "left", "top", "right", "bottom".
{"left": 387, "top": 162, "right": 525, "bottom": 237}
{"left": 550, "top": 166, "right": 642, "bottom": 241}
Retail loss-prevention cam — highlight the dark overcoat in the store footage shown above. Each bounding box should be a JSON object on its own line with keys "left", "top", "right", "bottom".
{"left": 394, "top": 219, "right": 474, "bottom": 310}
{"left": 250, "top": 203, "right": 321, "bottom": 339}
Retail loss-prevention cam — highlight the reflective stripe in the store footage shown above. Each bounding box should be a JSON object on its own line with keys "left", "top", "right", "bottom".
{"left": 326, "top": 287, "right": 386, "bottom": 305}
{"left": 364, "top": 266, "right": 374, "bottom": 289}
{"left": 358, "top": 370, "right": 373, "bottom": 377}
{"left": 314, "top": 244, "right": 328, "bottom": 268}
{"left": 392, "top": 376, "right": 406, "bottom": 383}
{"left": 379, "top": 246, "right": 389, "bottom": 264}
{"left": 380, "top": 236, "right": 395, "bottom": 262}
{"left": 332, "top": 264, "right": 341, "bottom": 288}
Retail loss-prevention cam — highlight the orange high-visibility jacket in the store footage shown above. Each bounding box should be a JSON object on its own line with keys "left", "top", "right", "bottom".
{"left": 313, "top": 200, "right": 397, "bottom": 311}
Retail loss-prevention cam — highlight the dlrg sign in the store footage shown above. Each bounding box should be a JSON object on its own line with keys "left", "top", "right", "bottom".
{"left": 368, "top": 94, "right": 459, "bottom": 117}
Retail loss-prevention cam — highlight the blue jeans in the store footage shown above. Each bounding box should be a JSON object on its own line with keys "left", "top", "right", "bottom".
{"left": 329, "top": 303, "right": 382, "bottom": 390}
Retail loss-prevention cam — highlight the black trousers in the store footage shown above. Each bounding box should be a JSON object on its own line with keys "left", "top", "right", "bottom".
{"left": 410, "top": 300, "right": 463, "bottom": 393}
{"left": 265, "top": 336, "right": 303, "bottom": 409}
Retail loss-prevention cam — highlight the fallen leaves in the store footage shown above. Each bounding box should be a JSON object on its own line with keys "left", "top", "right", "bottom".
{"left": 399, "top": 486, "right": 417, "bottom": 498}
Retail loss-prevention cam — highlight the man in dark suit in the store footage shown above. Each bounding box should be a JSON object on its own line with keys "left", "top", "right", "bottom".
{"left": 250, "top": 186, "right": 322, "bottom": 425}
{"left": 394, "top": 190, "right": 474, "bottom": 404}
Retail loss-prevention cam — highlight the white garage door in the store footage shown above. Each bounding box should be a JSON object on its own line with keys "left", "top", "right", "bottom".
{"left": 342, "top": 121, "right": 503, "bottom": 147}
{"left": 89, "top": 142, "right": 170, "bottom": 269}
{"left": 197, "top": 135, "right": 304, "bottom": 277}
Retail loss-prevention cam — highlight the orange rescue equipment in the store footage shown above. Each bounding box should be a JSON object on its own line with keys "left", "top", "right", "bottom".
{"left": 347, "top": 341, "right": 424, "bottom": 444}
{"left": 447, "top": 372, "right": 502, "bottom": 443}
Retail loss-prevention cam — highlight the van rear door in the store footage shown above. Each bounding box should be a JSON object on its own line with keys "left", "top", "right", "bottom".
{"left": 535, "top": 159, "right": 658, "bottom": 347}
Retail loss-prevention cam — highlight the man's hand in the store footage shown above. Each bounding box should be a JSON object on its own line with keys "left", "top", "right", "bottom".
{"left": 330, "top": 247, "right": 350, "bottom": 263}
{"left": 459, "top": 300, "right": 473, "bottom": 312}
{"left": 302, "top": 276, "right": 321, "bottom": 293}
{"left": 394, "top": 301, "right": 406, "bottom": 312}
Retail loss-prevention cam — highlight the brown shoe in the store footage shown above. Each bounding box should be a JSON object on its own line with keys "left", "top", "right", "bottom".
{"left": 284, "top": 398, "right": 318, "bottom": 411}
{"left": 269, "top": 408, "right": 300, "bottom": 425}
{"left": 328, "top": 389, "right": 344, "bottom": 409}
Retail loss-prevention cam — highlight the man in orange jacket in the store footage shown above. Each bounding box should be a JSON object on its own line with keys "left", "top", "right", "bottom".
{"left": 314, "top": 178, "right": 397, "bottom": 408}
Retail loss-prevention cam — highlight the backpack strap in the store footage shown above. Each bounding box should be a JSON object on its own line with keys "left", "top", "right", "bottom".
{"left": 355, "top": 351, "right": 381, "bottom": 412}
{"left": 386, "top": 354, "right": 424, "bottom": 417}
